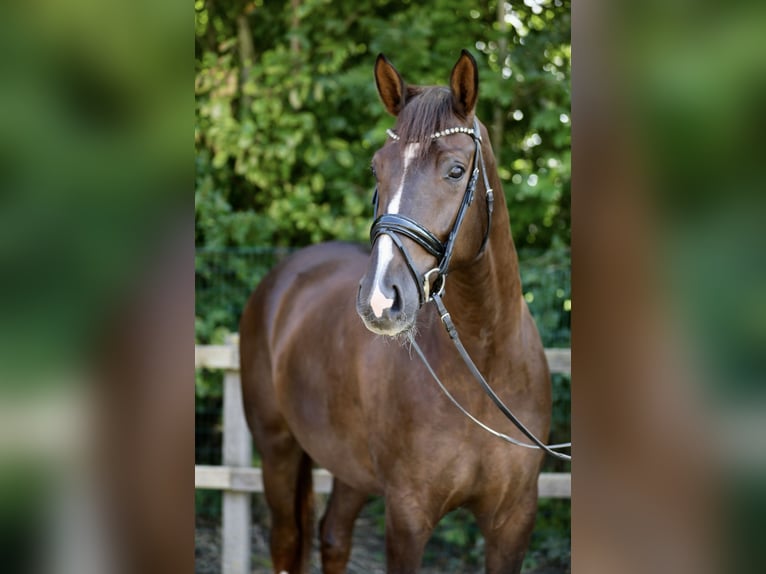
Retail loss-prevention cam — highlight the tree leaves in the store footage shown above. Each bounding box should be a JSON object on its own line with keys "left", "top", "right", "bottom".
{"left": 195, "top": 0, "right": 570, "bottom": 251}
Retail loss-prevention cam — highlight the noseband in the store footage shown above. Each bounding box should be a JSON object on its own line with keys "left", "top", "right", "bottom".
{"left": 369, "top": 117, "right": 494, "bottom": 305}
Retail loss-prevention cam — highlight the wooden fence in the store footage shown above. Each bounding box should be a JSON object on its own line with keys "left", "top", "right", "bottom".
{"left": 195, "top": 335, "right": 571, "bottom": 574}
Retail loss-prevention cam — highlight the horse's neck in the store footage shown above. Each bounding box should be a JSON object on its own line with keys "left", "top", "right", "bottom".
{"left": 443, "top": 191, "right": 523, "bottom": 352}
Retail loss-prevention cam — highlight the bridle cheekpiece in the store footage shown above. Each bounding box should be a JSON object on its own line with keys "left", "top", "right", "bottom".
{"left": 370, "top": 117, "right": 494, "bottom": 306}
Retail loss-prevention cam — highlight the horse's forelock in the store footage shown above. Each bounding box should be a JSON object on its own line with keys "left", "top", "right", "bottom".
{"left": 395, "top": 87, "right": 458, "bottom": 157}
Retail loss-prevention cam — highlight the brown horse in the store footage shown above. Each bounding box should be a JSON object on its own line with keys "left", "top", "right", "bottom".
{"left": 240, "top": 50, "right": 551, "bottom": 574}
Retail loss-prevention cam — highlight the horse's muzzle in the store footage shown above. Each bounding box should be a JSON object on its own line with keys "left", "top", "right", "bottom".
{"left": 356, "top": 281, "right": 415, "bottom": 336}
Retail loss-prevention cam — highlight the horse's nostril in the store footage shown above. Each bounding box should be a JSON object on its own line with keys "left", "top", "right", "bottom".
{"left": 391, "top": 285, "right": 402, "bottom": 313}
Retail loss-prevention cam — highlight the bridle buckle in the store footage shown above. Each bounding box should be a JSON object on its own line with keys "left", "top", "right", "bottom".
{"left": 423, "top": 267, "right": 445, "bottom": 302}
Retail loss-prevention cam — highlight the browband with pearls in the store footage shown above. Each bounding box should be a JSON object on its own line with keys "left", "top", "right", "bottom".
{"left": 386, "top": 126, "right": 480, "bottom": 142}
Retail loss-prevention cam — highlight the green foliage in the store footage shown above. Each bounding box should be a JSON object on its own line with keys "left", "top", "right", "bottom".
{"left": 195, "top": 247, "right": 292, "bottom": 343}
{"left": 520, "top": 241, "right": 571, "bottom": 348}
{"left": 195, "top": 0, "right": 570, "bottom": 252}
{"left": 195, "top": 489, "right": 221, "bottom": 520}
{"left": 519, "top": 242, "right": 571, "bottom": 474}
{"left": 523, "top": 499, "right": 572, "bottom": 571}
{"left": 426, "top": 508, "right": 484, "bottom": 567}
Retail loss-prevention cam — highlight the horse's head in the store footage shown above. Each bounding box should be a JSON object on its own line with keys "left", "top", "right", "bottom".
{"left": 357, "top": 50, "right": 493, "bottom": 336}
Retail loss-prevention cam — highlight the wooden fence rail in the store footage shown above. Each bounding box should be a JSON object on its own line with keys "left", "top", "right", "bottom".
{"left": 195, "top": 335, "right": 571, "bottom": 574}
{"left": 195, "top": 465, "right": 572, "bottom": 498}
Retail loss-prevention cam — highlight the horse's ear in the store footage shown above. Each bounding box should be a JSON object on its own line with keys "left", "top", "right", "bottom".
{"left": 375, "top": 54, "right": 406, "bottom": 116}
{"left": 449, "top": 49, "right": 479, "bottom": 119}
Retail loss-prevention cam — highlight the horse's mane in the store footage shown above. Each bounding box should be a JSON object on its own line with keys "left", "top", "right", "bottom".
{"left": 394, "top": 86, "right": 462, "bottom": 157}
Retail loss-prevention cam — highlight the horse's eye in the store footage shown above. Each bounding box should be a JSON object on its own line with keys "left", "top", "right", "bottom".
{"left": 448, "top": 165, "right": 465, "bottom": 180}
{"left": 370, "top": 165, "right": 378, "bottom": 179}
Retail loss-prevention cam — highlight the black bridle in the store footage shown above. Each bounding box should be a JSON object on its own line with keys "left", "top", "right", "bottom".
{"left": 370, "top": 118, "right": 494, "bottom": 306}
{"left": 368, "top": 117, "right": 572, "bottom": 461}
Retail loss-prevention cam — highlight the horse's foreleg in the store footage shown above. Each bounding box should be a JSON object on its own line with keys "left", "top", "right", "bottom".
{"left": 319, "top": 478, "right": 369, "bottom": 573}
{"left": 383, "top": 491, "right": 438, "bottom": 574}
{"left": 476, "top": 490, "right": 539, "bottom": 574}
{"left": 261, "top": 437, "right": 314, "bottom": 574}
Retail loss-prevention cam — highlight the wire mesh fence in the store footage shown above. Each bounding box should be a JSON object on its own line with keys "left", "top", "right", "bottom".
{"left": 195, "top": 247, "right": 297, "bottom": 526}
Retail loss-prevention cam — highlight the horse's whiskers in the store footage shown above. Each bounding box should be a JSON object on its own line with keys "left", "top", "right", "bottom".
{"left": 398, "top": 323, "right": 418, "bottom": 347}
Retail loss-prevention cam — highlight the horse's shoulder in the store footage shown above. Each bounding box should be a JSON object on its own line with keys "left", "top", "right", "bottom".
{"left": 280, "top": 242, "right": 367, "bottom": 294}
{"left": 256, "top": 242, "right": 366, "bottom": 342}
{"left": 294, "top": 241, "right": 369, "bottom": 262}
{"left": 258, "top": 241, "right": 365, "bottom": 290}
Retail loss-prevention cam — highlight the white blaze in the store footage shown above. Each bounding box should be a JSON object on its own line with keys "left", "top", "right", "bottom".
{"left": 369, "top": 143, "right": 419, "bottom": 318}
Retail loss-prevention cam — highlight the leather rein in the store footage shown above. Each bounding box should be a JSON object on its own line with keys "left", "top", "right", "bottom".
{"left": 370, "top": 118, "right": 572, "bottom": 461}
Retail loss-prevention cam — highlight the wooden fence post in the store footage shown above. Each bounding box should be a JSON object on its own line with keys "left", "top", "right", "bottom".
{"left": 222, "top": 334, "right": 251, "bottom": 574}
